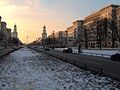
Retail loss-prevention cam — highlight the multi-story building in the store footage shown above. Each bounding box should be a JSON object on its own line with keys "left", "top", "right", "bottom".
{"left": 0, "top": 16, "right": 2, "bottom": 30}
{"left": 66, "top": 26, "right": 74, "bottom": 46}
{"left": 46, "top": 4, "right": 120, "bottom": 49}
{"left": 66, "top": 20, "right": 85, "bottom": 47}
{"left": 56, "top": 31, "right": 66, "bottom": 47}
{"left": 84, "top": 4, "right": 120, "bottom": 48}
{"left": 1, "top": 22, "right": 7, "bottom": 42}
{"left": 84, "top": 12, "right": 101, "bottom": 48}
{"left": 47, "top": 30, "right": 67, "bottom": 47}
{"left": 73, "top": 20, "right": 85, "bottom": 47}
{"left": 0, "top": 16, "right": 20, "bottom": 46}
{"left": 7, "top": 28, "right": 12, "bottom": 42}
{"left": 116, "top": 7, "right": 120, "bottom": 48}
{"left": 117, "top": 7, "right": 120, "bottom": 29}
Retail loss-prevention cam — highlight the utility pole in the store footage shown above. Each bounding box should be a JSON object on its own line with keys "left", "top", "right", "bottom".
{"left": 27, "top": 36, "right": 28, "bottom": 44}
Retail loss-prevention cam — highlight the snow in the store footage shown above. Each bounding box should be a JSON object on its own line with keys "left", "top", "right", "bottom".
{"left": 55, "top": 47, "right": 119, "bottom": 58}
{"left": 0, "top": 47, "right": 120, "bottom": 90}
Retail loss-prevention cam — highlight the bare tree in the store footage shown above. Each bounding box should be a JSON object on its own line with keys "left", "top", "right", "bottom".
{"left": 96, "top": 19, "right": 102, "bottom": 49}
{"left": 118, "top": 27, "right": 120, "bottom": 48}
{"left": 77, "top": 22, "right": 85, "bottom": 53}
{"left": 107, "top": 9, "right": 118, "bottom": 48}
{"left": 95, "top": 18, "right": 107, "bottom": 49}
{"left": 84, "top": 27, "right": 88, "bottom": 49}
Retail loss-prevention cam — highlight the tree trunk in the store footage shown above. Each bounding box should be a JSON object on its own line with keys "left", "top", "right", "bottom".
{"left": 100, "top": 41, "right": 102, "bottom": 49}
{"left": 78, "top": 43, "right": 81, "bottom": 53}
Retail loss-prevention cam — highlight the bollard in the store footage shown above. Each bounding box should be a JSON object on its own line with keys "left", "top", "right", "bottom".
{"left": 66, "top": 57, "right": 67, "bottom": 62}
{"left": 100, "top": 68, "right": 103, "bottom": 75}
{"left": 73, "top": 60, "right": 75, "bottom": 65}
{"left": 84, "top": 64, "right": 87, "bottom": 70}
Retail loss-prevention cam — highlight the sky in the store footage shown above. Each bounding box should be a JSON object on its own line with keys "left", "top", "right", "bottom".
{"left": 0, "top": 0, "right": 120, "bottom": 43}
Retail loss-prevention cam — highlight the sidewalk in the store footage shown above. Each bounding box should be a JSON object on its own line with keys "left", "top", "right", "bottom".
{"left": 30, "top": 47, "right": 120, "bottom": 81}
{"left": 0, "top": 46, "right": 22, "bottom": 58}
{"left": 55, "top": 48, "right": 119, "bottom": 58}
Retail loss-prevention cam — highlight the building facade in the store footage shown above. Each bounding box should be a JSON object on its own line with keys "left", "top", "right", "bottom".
{"left": 84, "top": 4, "right": 120, "bottom": 48}
{"left": 73, "top": 20, "right": 85, "bottom": 47}
{"left": 66, "top": 26, "right": 74, "bottom": 46}
{"left": 0, "top": 16, "right": 20, "bottom": 46}
{"left": 1, "top": 22, "right": 7, "bottom": 42}
{"left": 65, "top": 20, "right": 85, "bottom": 47}
{"left": 45, "top": 4, "right": 120, "bottom": 49}
{"left": 116, "top": 7, "right": 120, "bottom": 48}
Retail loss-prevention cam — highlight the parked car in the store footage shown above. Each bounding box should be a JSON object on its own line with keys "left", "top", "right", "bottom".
{"left": 111, "top": 51, "right": 120, "bottom": 61}
{"left": 63, "top": 48, "right": 72, "bottom": 53}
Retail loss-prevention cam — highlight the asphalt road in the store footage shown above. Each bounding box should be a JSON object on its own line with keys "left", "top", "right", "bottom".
{"left": 32, "top": 48, "right": 120, "bottom": 81}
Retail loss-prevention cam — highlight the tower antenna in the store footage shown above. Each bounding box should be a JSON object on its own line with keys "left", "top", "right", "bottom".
{"left": 27, "top": 36, "right": 28, "bottom": 44}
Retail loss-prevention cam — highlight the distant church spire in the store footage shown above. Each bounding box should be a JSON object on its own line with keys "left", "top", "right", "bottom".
{"left": 13, "top": 24, "right": 18, "bottom": 38}
{"left": 43, "top": 25, "right": 46, "bottom": 30}
{"left": 14, "top": 24, "right": 17, "bottom": 32}
{"left": 42, "top": 25, "right": 47, "bottom": 40}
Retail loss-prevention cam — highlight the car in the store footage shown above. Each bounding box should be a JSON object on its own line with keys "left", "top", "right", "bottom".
{"left": 62, "top": 48, "right": 73, "bottom": 53}
{"left": 111, "top": 51, "right": 120, "bottom": 61}
{"left": 44, "top": 48, "right": 50, "bottom": 51}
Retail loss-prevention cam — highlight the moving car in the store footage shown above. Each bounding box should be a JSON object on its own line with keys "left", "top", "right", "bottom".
{"left": 63, "top": 47, "right": 72, "bottom": 53}
{"left": 44, "top": 47, "right": 50, "bottom": 51}
{"left": 111, "top": 51, "right": 120, "bottom": 61}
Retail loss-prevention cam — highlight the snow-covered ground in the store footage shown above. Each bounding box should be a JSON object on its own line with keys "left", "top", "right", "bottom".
{"left": 0, "top": 47, "right": 120, "bottom": 90}
{"left": 55, "top": 48, "right": 120, "bottom": 58}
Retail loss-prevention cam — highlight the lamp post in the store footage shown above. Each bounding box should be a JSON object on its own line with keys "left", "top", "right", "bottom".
{"left": 53, "top": 31, "right": 55, "bottom": 49}
{"left": 97, "top": 35, "right": 102, "bottom": 49}
{"left": 97, "top": 35, "right": 100, "bottom": 49}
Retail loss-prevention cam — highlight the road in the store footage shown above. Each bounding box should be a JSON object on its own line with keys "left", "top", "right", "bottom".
{"left": 35, "top": 48, "right": 120, "bottom": 80}
{"left": 0, "top": 47, "right": 119, "bottom": 90}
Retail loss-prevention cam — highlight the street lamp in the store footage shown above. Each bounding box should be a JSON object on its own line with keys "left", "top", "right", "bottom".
{"left": 53, "top": 31, "right": 55, "bottom": 49}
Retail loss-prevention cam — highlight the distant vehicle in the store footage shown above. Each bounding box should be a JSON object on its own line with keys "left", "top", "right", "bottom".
{"left": 63, "top": 48, "right": 72, "bottom": 53}
{"left": 111, "top": 51, "right": 120, "bottom": 61}
{"left": 44, "top": 48, "right": 50, "bottom": 51}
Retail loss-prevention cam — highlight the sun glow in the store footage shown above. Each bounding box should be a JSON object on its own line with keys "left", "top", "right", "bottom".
{"left": 1, "top": 0, "right": 119, "bottom": 43}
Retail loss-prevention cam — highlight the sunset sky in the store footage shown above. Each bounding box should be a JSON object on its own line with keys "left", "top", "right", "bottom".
{"left": 0, "top": 0, "right": 120, "bottom": 43}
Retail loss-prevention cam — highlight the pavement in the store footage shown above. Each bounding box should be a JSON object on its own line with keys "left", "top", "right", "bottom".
{"left": 30, "top": 47, "right": 120, "bottom": 81}
{"left": 0, "top": 46, "right": 22, "bottom": 58}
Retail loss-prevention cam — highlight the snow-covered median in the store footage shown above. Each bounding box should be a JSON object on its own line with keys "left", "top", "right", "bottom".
{"left": 0, "top": 47, "right": 119, "bottom": 90}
